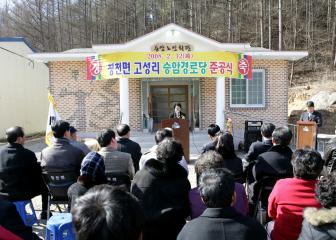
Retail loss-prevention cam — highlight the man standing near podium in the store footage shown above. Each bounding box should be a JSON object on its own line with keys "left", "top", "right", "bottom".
{"left": 300, "top": 101, "right": 322, "bottom": 127}
{"left": 169, "top": 103, "right": 187, "bottom": 119}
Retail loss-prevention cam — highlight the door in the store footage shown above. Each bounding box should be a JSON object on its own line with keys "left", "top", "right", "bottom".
{"left": 150, "top": 85, "right": 188, "bottom": 130}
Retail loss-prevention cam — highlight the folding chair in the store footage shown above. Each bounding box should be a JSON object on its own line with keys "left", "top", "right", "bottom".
{"left": 42, "top": 171, "right": 78, "bottom": 220}
{"left": 253, "top": 176, "right": 282, "bottom": 224}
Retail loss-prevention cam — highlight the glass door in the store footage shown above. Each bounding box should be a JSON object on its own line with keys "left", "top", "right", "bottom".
{"left": 150, "top": 85, "right": 188, "bottom": 130}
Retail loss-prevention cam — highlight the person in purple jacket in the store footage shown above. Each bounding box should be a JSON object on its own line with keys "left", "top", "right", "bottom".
{"left": 189, "top": 150, "right": 248, "bottom": 219}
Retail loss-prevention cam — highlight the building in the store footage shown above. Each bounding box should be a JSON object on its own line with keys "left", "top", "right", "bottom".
{"left": 0, "top": 37, "right": 49, "bottom": 139}
{"left": 29, "top": 24, "right": 307, "bottom": 144}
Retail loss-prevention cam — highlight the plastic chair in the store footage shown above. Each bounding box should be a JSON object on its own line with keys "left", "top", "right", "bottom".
{"left": 45, "top": 213, "right": 75, "bottom": 240}
{"left": 42, "top": 171, "right": 78, "bottom": 220}
{"left": 13, "top": 200, "right": 38, "bottom": 227}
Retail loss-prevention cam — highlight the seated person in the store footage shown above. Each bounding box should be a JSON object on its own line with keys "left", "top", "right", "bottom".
{"left": 67, "top": 151, "right": 107, "bottom": 208}
{"left": 189, "top": 151, "right": 248, "bottom": 218}
{"left": 117, "top": 124, "right": 142, "bottom": 172}
{"left": 41, "top": 120, "right": 85, "bottom": 173}
{"left": 131, "top": 138, "right": 190, "bottom": 240}
{"left": 201, "top": 124, "right": 220, "bottom": 153}
{"left": 250, "top": 126, "right": 294, "bottom": 211}
{"left": 244, "top": 123, "right": 275, "bottom": 163}
{"left": 323, "top": 137, "right": 336, "bottom": 174}
{"left": 0, "top": 198, "right": 41, "bottom": 240}
{"left": 243, "top": 123, "right": 275, "bottom": 182}
{"left": 0, "top": 126, "right": 49, "bottom": 219}
{"left": 299, "top": 172, "right": 336, "bottom": 239}
{"left": 268, "top": 149, "right": 323, "bottom": 240}
{"left": 139, "top": 128, "right": 188, "bottom": 173}
{"left": 178, "top": 168, "right": 267, "bottom": 240}
{"left": 97, "top": 129, "right": 134, "bottom": 178}
{"left": 69, "top": 126, "right": 91, "bottom": 156}
{"left": 215, "top": 132, "right": 243, "bottom": 180}
{"left": 71, "top": 185, "right": 144, "bottom": 240}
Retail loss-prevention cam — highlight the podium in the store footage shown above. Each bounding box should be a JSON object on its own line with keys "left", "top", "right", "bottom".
{"left": 296, "top": 121, "right": 317, "bottom": 149}
{"left": 161, "top": 118, "right": 190, "bottom": 162}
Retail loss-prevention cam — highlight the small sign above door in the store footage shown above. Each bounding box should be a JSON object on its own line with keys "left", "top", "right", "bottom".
{"left": 151, "top": 43, "right": 193, "bottom": 52}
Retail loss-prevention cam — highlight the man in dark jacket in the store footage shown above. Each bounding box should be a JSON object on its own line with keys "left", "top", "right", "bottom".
{"left": 243, "top": 123, "right": 275, "bottom": 183}
{"left": 117, "top": 124, "right": 142, "bottom": 172}
{"left": 177, "top": 168, "right": 267, "bottom": 240}
{"left": 41, "top": 120, "right": 84, "bottom": 173}
{"left": 0, "top": 126, "right": 49, "bottom": 219}
{"left": 0, "top": 198, "right": 41, "bottom": 240}
{"left": 244, "top": 123, "right": 275, "bottom": 163}
{"left": 250, "top": 126, "right": 294, "bottom": 211}
{"left": 300, "top": 101, "right": 322, "bottom": 127}
{"left": 131, "top": 138, "right": 190, "bottom": 240}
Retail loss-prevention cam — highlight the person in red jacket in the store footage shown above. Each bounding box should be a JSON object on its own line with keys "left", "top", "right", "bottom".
{"left": 267, "top": 149, "right": 324, "bottom": 240}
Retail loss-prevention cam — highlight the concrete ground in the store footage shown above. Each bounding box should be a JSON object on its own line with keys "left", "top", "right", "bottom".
{"left": 21, "top": 131, "right": 211, "bottom": 238}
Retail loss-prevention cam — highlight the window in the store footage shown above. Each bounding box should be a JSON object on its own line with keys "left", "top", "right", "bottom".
{"left": 230, "top": 69, "right": 265, "bottom": 107}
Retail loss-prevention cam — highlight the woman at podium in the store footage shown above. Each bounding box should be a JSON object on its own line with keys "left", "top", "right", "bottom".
{"left": 169, "top": 103, "right": 187, "bottom": 119}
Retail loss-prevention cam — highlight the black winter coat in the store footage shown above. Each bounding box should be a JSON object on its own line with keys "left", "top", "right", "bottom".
{"left": 177, "top": 207, "right": 267, "bottom": 240}
{"left": 250, "top": 145, "right": 293, "bottom": 204}
{"left": 131, "top": 159, "right": 191, "bottom": 240}
{"left": 117, "top": 138, "right": 142, "bottom": 172}
{"left": 0, "top": 143, "right": 44, "bottom": 201}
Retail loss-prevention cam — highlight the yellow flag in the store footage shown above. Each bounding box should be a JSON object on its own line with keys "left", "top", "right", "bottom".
{"left": 45, "top": 92, "right": 61, "bottom": 146}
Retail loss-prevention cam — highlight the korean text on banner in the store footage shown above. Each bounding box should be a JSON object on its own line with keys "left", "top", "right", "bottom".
{"left": 86, "top": 52, "right": 252, "bottom": 80}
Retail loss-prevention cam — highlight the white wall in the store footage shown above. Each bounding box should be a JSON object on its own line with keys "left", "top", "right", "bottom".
{"left": 0, "top": 41, "right": 49, "bottom": 139}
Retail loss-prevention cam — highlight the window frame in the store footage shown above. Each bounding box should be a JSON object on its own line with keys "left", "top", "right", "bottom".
{"left": 230, "top": 69, "right": 266, "bottom": 108}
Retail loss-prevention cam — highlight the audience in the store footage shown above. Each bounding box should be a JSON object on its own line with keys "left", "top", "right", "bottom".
{"left": 215, "top": 132, "right": 243, "bottom": 180}
{"left": 69, "top": 126, "right": 91, "bottom": 156}
{"left": 178, "top": 168, "right": 267, "bottom": 240}
{"left": 323, "top": 137, "right": 336, "bottom": 174}
{"left": 98, "top": 129, "right": 134, "bottom": 178}
{"left": 67, "top": 150, "right": 107, "bottom": 208}
{"left": 117, "top": 124, "right": 142, "bottom": 172}
{"left": 41, "top": 120, "right": 85, "bottom": 173}
{"left": 0, "top": 198, "right": 41, "bottom": 240}
{"left": 268, "top": 149, "right": 323, "bottom": 240}
{"left": 299, "top": 172, "right": 336, "bottom": 239}
{"left": 249, "top": 126, "right": 294, "bottom": 212}
{"left": 131, "top": 138, "right": 190, "bottom": 240}
{"left": 189, "top": 151, "right": 248, "bottom": 218}
{"left": 8, "top": 118, "right": 332, "bottom": 240}
{"left": 72, "top": 185, "right": 145, "bottom": 240}
{"left": 201, "top": 124, "right": 220, "bottom": 153}
{"left": 0, "top": 126, "right": 49, "bottom": 219}
{"left": 139, "top": 128, "right": 188, "bottom": 173}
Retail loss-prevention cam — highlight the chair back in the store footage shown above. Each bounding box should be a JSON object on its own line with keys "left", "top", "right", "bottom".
{"left": 105, "top": 172, "right": 131, "bottom": 190}
{"left": 42, "top": 171, "right": 78, "bottom": 200}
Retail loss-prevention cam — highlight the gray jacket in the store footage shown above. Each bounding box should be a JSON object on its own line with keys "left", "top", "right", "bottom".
{"left": 70, "top": 140, "right": 91, "bottom": 156}
{"left": 41, "top": 138, "right": 85, "bottom": 173}
{"left": 98, "top": 146, "right": 134, "bottom": 178}
{"left": 299, "top": 207, "right": 336, "bottom": 240}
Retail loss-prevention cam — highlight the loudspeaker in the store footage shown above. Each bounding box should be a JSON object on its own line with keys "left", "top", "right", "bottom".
{"left": 244, "top": 121, "right": 263, "bottom": 152}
